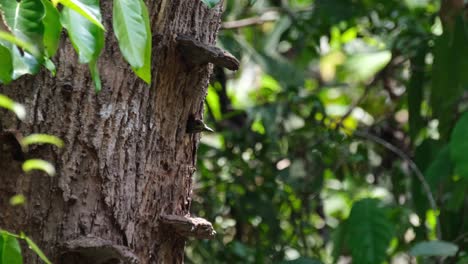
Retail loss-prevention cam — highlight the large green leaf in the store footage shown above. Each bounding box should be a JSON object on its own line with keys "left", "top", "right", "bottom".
{"left": 409, "top": 241, "right": 458, "bottom": 257}
{"left": 346, "top": 199, "right": 394, "bottom": 264}
{"left": 424, "top": 145, "right": 452, "bottom": 191}
{"left": 0, "top": 232, "right": 23, "bottom": 264}
{"left": 56, "top": 0, "right": 104, "bottom": 30}
{"left": 431, "top": 17, "right": 468, "bottom": 139}
{"left": 0, "top": 32, "right": 41, "bottom": 79}
{"left": 132, "top": 0, "right": 151, "bottom": 84}
{"left": 113, "top": 0, "right": 147, "bottom": 69}
{"left": 62, "top": 0, "right": 104, "bottom": 91}
{"left": 450, "top": 112, "right": 468, "bottom": 179}
{"left": 12, "top": 48, "right": 41, "bottom": 79}
{"left": 41, "top": 0, "right": 62, "bottom": 57}
{"left": 0, "top": 44, "right": 13, "bottom": 84}
{"left": 61, "top": 0, "right": 104, "bottom": 64}
{"left": 0, "top": 31, "right": 39, "bottom": 56}
{"left": 0, "top": 0, "right": 45, "bottom": 51}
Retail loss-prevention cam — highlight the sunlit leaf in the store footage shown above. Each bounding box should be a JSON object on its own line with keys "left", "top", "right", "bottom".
{"left": 113, "top": 0, "right": 147, "bottom": 69}
{"left": 341, "top": 50, "right": 391, "bottom": 82}
{"left": 320, "top": 51, "right": 345, "bottom": 82}
{"left": 61, "top": 0, "right": 104, "bottom": 91}
{"left": 9, "top": 194, "right": 26, "bottom": 206}
{"left": 22, "top": 159, "right": 56, "bottom": 176}
{"left": 21, "top": 134, "right": 64, "bottom": 148}
{"left": 0, "top": 31, "right": 39, "bottom": 57}
{"left": 0, "top": 0, "right": 44, "bottom": 55}
{"left": 206, "top": 84, "right": 222, "bottom": 120}
{"left": 0, "top": 94, "right": 26, "bottom": 120}
{"left": 89, "top": 58, "right": 102, "bottom": 92}
{"left": 0, "top": 43, "right": 13, "bottom": 84}
{"left": 61, "top": 0, "right": 104, "bottom": 64}
{"left": 57, "top": 0, "right": 105, "bottom": 30}
{"left": 0, "top": 232, "right": 23, "bottom": 264}
{"left": 43, "top": 58, "right": 57, "bottom": 76}
{"left": 409, "top": 241, "right": 458, "bottom": 257}
{"left": 42, "top": 0, "right": 62, "bottom": 57}
{"left": 11, "top": 47, "right": 41, "bottom": 79}
{"left": 346, "top": 199, "right": 393, "bottom": 264}
{"left": 132, "top": 0, "right": 152, "bottom": 84}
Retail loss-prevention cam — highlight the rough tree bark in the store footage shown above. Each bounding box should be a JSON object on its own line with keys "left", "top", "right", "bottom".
{"left": 0, "top": 1, "right": 231, "bottom": 263}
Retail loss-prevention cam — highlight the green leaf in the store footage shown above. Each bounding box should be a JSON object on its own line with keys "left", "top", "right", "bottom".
{"left": 9, "top": 194, "right": 26, "bottom": 206}
{"left": 22, "top": 235, "right": 51, "bottom": 264}
{"left": 11, "top": 47, "right": 41, "bottom": 79}
{"left": 446, "top": 178, "right": 468, "bottom": 211}
{"left": 132, "top": 0, "right": 151, "bottom": 84}
{"left": 341, "top": 50, "right": 391, "bottom": 82}
{"left": 0, "top": 31, "right": 39, "bottom": 57}
{"left": 0, "top": 233, "right": 23, "bottom": 264}
{"left": 201, "top": 0, "right": 221, "bottom": 8}
{"left": 206, "top": 84, "right": 222, "bottom": 120}
{"left": 61, "top": 0, "right": 104, "bottom": 64}
{"left": 332, "top": 221, "right": 348, "bottom": 261}
{"left": 0, "top": 0, "right": 45, "bottom": 53}
{"left": 62, "top": 0, "right": 104, "bottom": 91}
{"left": 89, "top": 58, "right": 102, "bottom": 92}
{"left": 42, "top": 0, "right": 62, "bottom": 57}
{"left": 57, "top": 0, "right": 105, "bottom": 30}
{"left": 0, "top": 43, "right": 13, "bottom": 84}
{"left": 431, "top": 17, "right": 468, "bottom": 138}
{"left": 424, "top": 145, "right": 452, "bottom": 191}
{"left": 43, "top": 58, "right": 56, "bottom": 76}
{"left": 0, "top": 32, "right": 42, "bottom": 79}
{"left": 409, "top": 241, "right": 458, "bottom": 257}
{"left": 0, "top": 94, "right": 26, "bottom": 120}
{"left": 113, "top": 0, "right": 147, "bottom": 68}
{"left": 22, "top": 159, "right": 56, "bottom": 176}
{"left": 450, "top": 112, "right": 468, "bottom": 179}
{"left": 346, "top": 199, "right": 394, "bottom": 264}
{"left": 21, "top": 134, "right": 64, "bottom": 148}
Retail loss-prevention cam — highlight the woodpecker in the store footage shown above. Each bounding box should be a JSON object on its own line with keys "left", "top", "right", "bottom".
{"left": 186, "top": 118, "right": 214, "bottom": 134}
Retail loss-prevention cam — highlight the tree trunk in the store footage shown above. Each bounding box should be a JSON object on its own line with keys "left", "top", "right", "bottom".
{"left": 0, "top": 1, "right": 225, "bottom": 263}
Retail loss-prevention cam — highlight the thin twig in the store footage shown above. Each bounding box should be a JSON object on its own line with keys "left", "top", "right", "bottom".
{"left": 352, "top": 129, "right": 442, "bottom": 240}
{"left": 222, "top": 11, "right": 279, "bottom": 29}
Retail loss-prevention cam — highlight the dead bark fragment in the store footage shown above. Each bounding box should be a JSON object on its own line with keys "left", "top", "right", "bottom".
{"left": 176, "top": 34, "right": 240, "bottom": 71}
{"left": 160, "top": 214, "right": 216, "bottom": 240}
{"left": 63, "top": 236, "right": 140, "bottom": 264}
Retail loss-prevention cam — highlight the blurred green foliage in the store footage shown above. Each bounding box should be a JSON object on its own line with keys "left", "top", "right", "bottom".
{"left": 187, "top": 0, "right": 468, "bottom": 263}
